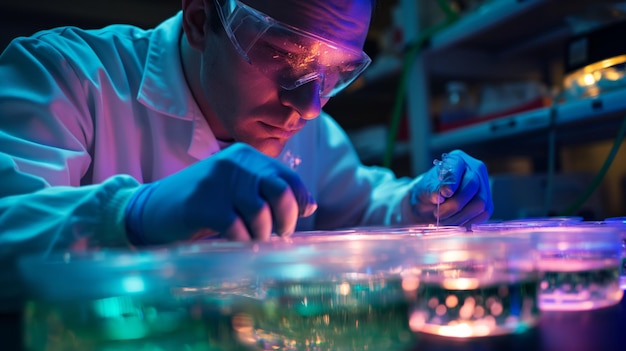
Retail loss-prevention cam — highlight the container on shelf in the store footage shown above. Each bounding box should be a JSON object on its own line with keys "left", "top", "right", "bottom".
{"left": 438, "top": 81, "right": 477, "bottom": 129}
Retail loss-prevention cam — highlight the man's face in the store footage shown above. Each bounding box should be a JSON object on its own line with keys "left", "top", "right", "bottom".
{"left": 199, "top": 0, "right": 371, "bottom": 157}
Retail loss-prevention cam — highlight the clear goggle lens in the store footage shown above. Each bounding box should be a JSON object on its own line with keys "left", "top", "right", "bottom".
{"left": 215, "top": 0, "right": 371, "bottom": 98}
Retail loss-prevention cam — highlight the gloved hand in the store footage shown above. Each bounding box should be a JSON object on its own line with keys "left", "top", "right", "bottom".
{"left": 410, "top": 150, "right": 493, "bottom": 226}
{"left": 125, "top": 143, "right": 317, "bottom": 245}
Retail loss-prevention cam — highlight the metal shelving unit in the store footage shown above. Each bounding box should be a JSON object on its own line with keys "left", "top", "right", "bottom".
{"left": 401, "top": 0, "right": 626, "bottom": 175}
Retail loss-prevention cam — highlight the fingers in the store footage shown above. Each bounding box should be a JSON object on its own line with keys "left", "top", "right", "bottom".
{"left": 222, "top": 217, "right": 253, "bottom": 241}
{"left": 259, "top": 177, "right": 299, "bottom": 237}
{"left": 225, "top": 167, "right": 315, "bottom": 241}
{"left": 432, "top": 150, "right": 493, "bottom": 225}
{"left": 229, "top": 177, "right": 297, "bottom": 240}
{"left": 464, "top": 211, "right": 491, "bottom": 227}
{"left": 438, "top": 151, "right": 466, "bottom": 198}
{"left": 274, "top": 166, "right": 317, "bottom": 217}
{"left": 440, "top": 197, "right": 489, "bottom": 226}
{"left": 437, "top": 170, "right": 479, "bottom": 220}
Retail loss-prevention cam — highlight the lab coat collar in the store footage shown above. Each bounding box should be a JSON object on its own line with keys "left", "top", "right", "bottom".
{"left": 137, "top": 12, "right": 220, "bottom": 159}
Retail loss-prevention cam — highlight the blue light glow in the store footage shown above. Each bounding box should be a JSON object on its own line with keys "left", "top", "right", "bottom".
{"left": 122, "top": 276, "right": 145, "bottom": 293}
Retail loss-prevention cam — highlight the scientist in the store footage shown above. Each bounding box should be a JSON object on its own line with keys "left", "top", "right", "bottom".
{"left": 0, "top": 0, "right": 492, "bottom": 289}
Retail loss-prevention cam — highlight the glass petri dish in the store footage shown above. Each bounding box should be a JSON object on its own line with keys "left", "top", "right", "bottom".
{"left": 227, "top": 238, "right": 418, "bottom": 350}
{"left": 471, "top": 219, "right": 567, "bottom": 233}
{"left": 20, "top": 247, "right": 259, "bottom": 351}
{"left": 20, "top": 234, "right": 426, "bottom": 351}
{"left": 502, "top": 217, "right": 583, "bottom": 225}
{"left": 530, "top": 224, "right": 623, "bottom": 311}
{"left": 405, "top": 234, "right": 539, "bottom": 338}
{"left": 282, "top": 225, "right": 467, "bottom": 242}
{"left": 350, "top": 224, "right": 468, "bottom": 236}
{"left": 601, "top": 218, "right": 626, "bottom": 289}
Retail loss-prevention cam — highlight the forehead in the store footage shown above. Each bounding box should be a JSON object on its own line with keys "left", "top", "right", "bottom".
{"left": 241, "top": 0, "right": 371, "bottom": 49}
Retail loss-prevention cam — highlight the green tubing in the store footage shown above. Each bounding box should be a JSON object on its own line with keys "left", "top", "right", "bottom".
{"left": 383, "top": 0, "right": 459, "bottom": 169}
{"left": 561, "top": 115, "right": 626, "bottom": 216}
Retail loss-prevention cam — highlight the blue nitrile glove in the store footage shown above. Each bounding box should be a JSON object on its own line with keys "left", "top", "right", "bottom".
{"left": 410, "top": 150, "right": 493, "bottom": 226}
{"left": 124, "top": 143, "right": 317, "bottom": 245}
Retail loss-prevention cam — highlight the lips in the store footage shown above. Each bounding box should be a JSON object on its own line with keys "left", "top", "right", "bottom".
{"left": 260, "top": 122, "right": 302, "bottom": 139}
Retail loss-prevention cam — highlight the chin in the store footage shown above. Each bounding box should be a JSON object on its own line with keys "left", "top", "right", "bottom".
{"left": 249, "top": 138, "right": 287, "bottom": 158}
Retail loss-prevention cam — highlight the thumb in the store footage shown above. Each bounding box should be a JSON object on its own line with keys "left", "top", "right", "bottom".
{"left": 421, "top": 166, "right": 449, "bottom": 204}
{"left": 276, "top": 166, "right": 317, "bottom": 217}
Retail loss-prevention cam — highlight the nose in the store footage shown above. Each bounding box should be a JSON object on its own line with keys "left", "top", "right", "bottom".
{"left": 279, "top": 80, "right": 322, "bottom": 120}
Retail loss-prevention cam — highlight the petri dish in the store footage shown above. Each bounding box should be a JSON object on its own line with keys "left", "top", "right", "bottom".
{"left": 530, "top": 224, "right": 623, "bottom": 311}
{"left": 20, "top": 247, "right": 259, "bottom": 351}
{"left": 231, "top": 237, "right": 418, "bottom": 351}
{"left": 502, "top": 217, "right": 583, "bottom": 225}
{"left": 20, "top": 234, "right": 423, "bottom": 351}
{"left": 270, "top": 226, "right": 467, "bottom": 244}
{"left": 349, "top": 224, "right": 468, "bottom": 236}
{"left": 405, "top": 234, "right": 539, "bottom": 338}
{"left": 471, "top": 220, "right": 565, "bottom": 233}
{"left": 601, "top": 217, "right": 626, "bottom": 289}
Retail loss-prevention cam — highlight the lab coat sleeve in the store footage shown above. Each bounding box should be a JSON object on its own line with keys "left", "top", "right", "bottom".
{"left": 313, "top": 114, "right": 423, "bottom": 229}
{"left": 0, "top": 35, "right": 139, "bottom": 310}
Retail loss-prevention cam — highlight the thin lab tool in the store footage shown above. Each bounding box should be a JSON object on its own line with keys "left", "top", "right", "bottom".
{"left": 433, "top": 153, "right": 451, "bottom": 227}
{"left": 282, "top": 150, "right": 302, "bottom": 170}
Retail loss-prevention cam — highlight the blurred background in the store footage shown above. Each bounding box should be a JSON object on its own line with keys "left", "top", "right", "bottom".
{"left": 1, "top": 0, "right": 625, "bottom": 220}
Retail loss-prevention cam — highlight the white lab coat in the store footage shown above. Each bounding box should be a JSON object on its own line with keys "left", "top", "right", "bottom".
{"left": 0, "top": 13, "right": 419, "bottom": 309}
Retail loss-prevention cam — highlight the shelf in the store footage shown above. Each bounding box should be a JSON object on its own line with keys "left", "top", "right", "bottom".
{"left": 558, "top": 89, "right": 626, "bottom": 124}
{"left": 428, "top": 0, "right": 623, "bottom": 54}
{"left": 421, "top": 0, "right": 626, "bottom": 80}
{"left": 430, "top": 107, "right": 551, "bottom": 151}
{"left": 428, "top": 0, "right": 545, "bottom": 53}
{"left": 430, "top": 88, "right": 626, "bottom": 152}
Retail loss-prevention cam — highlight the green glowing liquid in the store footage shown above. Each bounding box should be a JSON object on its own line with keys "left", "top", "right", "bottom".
{"left": 251, "top": 278, "right": 414, "bottom": 350}
{"left": 23, "top": 294, "right": 254, "bottom": 351}
{"left": 23, "top": 277, "right": 414, "bottom": 351}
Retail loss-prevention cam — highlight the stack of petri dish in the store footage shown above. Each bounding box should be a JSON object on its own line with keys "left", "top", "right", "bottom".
{"left": 23, "top": 220, "right": 620, "bottom": 349}
{"left": 22, "top": 231, "right": 456, "bottom": 351}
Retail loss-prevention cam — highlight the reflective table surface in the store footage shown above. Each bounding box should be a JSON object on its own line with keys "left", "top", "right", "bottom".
{"left": 2, "top": 294, "right": 625, "bottom": 351}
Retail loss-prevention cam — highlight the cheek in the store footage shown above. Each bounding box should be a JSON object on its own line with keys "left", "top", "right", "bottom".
{"left": 205, "top": 37, "right": 273, "bottom": 95}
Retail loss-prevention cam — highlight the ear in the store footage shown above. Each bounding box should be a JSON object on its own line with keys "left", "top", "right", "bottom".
{"left": 182, "top": 0, "right": 211, "bottom": 51}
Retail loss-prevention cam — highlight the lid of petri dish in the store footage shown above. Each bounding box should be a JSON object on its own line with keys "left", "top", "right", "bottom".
{"left": 505, "top": 216, "right": 583, "bottom": 224}
{"left": 276, "top": 226, "right": 466, "bottom": 243}
{"left": 471, "top": 221, "right": 563, "bottom": 232}
{"left": 19, "top": 234, "right": 431, "bottom": 302}
{"left": 528, "top": 224, "right": 622, "bottom": 252}
{"left": 350, "top": 225, "right": 468, "bottom": 235}
{"left": 18, "top": 244, "right": 256, "bottom": 302}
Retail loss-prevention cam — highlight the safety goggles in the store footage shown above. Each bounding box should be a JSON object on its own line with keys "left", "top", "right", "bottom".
{"left": 214, "top": 0, "right": 372, "bottom": 98}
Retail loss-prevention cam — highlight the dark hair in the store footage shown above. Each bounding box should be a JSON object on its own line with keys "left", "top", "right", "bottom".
{"left": 208, "top": 3, "right": 222, "bottom": 33}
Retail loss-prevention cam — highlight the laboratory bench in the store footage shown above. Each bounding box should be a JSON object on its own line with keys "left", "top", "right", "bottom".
{"left": 1, "top": 294, "right": 624, "bottom": 351}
